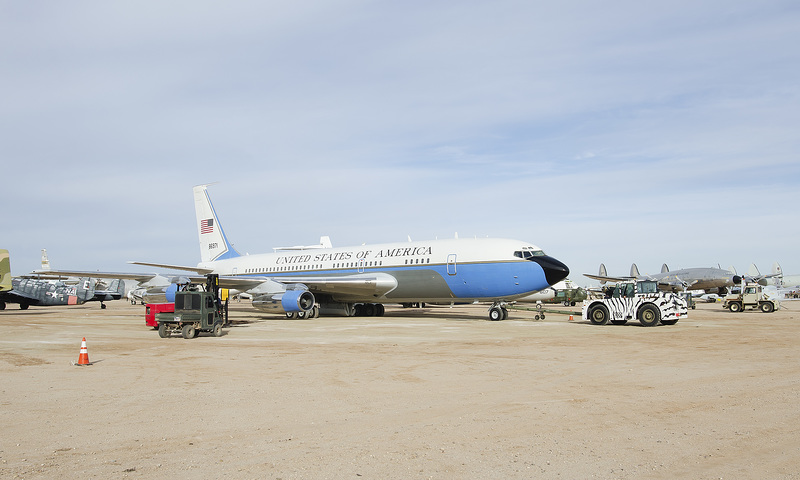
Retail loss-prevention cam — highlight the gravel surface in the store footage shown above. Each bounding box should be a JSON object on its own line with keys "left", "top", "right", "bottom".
{"left": 2, "top": 300, "right": 798, "bottom": 479}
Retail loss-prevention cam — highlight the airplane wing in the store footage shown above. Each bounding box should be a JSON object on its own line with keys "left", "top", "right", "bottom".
{"left": 213, "top": 273, "right": 399, "bottom": 299}
{"left": 0, "top": 289, "right": 36, "bottom": 303}
{"left": 655, "top": 280, "right": 690, "bottom": 292}
{"left": 583, "top": 273, "right": 632, "bottom": 283}
{"left": 28, "top": 269, "right": 156, "bottom": 282}
{"left": 128, "top": 261, "right": 215, "bottom": 275}
{"left": 27, "top": 269, "right": 191, "bottom": 286}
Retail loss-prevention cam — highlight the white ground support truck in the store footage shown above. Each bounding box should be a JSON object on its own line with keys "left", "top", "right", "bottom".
{"left": 722, "top": 282, "right": 780, "bottom": 313}
{"left": 582, "top": 280, "right": 688, "bottom": 327}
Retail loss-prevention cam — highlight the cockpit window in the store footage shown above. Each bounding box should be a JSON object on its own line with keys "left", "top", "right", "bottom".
{"left": 514, "top": 247, "right": 545, "bottom": 259}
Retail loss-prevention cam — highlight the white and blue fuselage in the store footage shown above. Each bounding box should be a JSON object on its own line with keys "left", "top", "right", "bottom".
{"left": 199, "top": 237, "right": 567, "bottom": 305}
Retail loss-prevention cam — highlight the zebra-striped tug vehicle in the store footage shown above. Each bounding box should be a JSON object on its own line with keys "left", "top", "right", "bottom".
{"left": 582, "top": 280, "right": 688, "bottom": 327}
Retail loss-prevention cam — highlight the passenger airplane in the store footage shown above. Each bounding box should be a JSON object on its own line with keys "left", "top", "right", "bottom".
{"left": 585, "top": 263, "right": 739, "bottom": 295}
{"left": 42, "top": 185, "right": 570, "bottom": 320}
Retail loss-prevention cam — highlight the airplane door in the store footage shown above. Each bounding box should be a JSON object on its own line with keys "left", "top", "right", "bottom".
{"left": 447, "top": 254, "right": 457, "bottom": 275}
{"left": 358, "top": 258, "right": 365, "bottom": 273}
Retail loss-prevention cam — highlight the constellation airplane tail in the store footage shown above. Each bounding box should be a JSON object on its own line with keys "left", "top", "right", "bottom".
{"left": 193, "top": 185, "right": 241, "bottom": 263}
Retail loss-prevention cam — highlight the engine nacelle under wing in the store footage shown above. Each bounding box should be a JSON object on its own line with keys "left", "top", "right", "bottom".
{"left": 142, "top": 283, "right": 179, "bottom": 304}
{"left": 252, "top": 288, "right": 315, "bottom": 313}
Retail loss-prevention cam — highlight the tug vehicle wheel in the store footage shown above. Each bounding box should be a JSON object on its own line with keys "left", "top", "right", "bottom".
{"left": 638, "top": 304, "right": 660, "bottom": 327}
{"left": 589, "top": 305, "right": 609, "bottom": 325}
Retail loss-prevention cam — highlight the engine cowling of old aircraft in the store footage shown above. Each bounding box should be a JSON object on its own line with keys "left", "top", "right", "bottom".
{"left": 252, "top": 289, "right": 315, "bottom": 313}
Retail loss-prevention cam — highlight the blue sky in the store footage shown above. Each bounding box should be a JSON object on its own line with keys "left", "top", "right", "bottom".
{"left": 2, "top": 1, "right": 798, "bottom": 285}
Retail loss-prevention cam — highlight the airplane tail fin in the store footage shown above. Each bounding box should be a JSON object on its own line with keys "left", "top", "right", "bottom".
{"left": 630, "top": 263, "right": 640, "bottom": 277}
{"left": 772, "top": 262, "right": 783, "bottom": 287}
{"left": 661, "top": 263, "right": 669, "bottom": 273}
{"left": 1, "top": 249, "right": 11, "bottom": 292}
{"left": 772, "top": 262, "right": 783, "bottom": 277}
{"left": 193, "top": 185, "right": 240, "bottom": 263}
{"left": 747, "top": 263, "right": 761, "bottom": 277}
{"left": 596, "top": 264, "right": 608, "bottom": 284}
{"left": 41, "top": 249, "right": 50, "bottom": 271}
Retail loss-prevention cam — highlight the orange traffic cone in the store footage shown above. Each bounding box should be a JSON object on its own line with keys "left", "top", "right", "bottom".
{"left": 568, "top": 315, "right": 574, "bottom": 322}
{"left": 75, "top": 337, "right": 91, "bottom": 366}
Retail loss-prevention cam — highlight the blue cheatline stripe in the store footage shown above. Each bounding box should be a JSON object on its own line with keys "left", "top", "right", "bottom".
{"left": 237, "top": 261, "right": 549, "bottom": 299}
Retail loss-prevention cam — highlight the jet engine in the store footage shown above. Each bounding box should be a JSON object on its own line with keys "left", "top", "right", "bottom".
{"left": 252, "top": 288, "right": 315, "bottom": 314}
{"left": 142, "top": 283, "right": 179, "bottom": 304}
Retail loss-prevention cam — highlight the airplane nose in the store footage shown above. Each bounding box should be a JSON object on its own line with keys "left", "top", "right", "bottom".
{"left": 531, "top": 255, "right": 570, "bottom": 285}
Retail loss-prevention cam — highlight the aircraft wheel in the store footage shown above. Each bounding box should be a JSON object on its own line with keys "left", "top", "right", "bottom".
{"left": 158, "top": 323, "right": 170, "bottom": 338}
{"left": 760, "top": 302, "right": 774, "bottom": 313}
{"left": 20, "top": 303, "right": 29, "bottom": 310}
{"left": 181, "top": 324, "right": 196, "bottom": 339}
{"left": 376, "top": 304, "right": 385, "bottom": 316}
{"left": 489, "top": 307, "right": 503, "bottom": 321}
{"left": 501, "top": 307, "right": 508, "bottom": 320}
{"left": 638, "top": 304, "right": 660, "bottom": 327}
{"left": 101, "top": 303, "right": 107, "bottom": 310}
{"left": 0, "top": 301, "right": 5, "bottom": 310}
{"left": 213, "top": 323, "right": 223, "bottom": 337}
{"left": 589, "top": 305, "right": 609, "bottom": 325}
{"left": 286, "top": 312, "right": 298, "bottom": 319}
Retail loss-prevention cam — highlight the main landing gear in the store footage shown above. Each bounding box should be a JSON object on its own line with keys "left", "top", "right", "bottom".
{"left": 285, "top": 305, "right": 320, "bottom": 319}
{"left": 488, "top": 303, "right": 509, "bottom": 321}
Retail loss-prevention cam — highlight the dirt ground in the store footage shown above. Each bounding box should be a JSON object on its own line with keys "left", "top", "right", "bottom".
{"left": 1, "top": 299, "right": 799, "bottom": 479}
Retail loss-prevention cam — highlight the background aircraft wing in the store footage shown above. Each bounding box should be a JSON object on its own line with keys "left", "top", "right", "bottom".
{"left": 583, "top": 273, "right": 632, "bottom": 283}
{"left": 655, "top": 279, "right": 690, "bottom": 292}
{"left": 0, "top": 289, "right": 36, "bottom": 303}
{"left": 31, "top": 269, "right": 191, "bottom": 284}
{"left": 29, "top": 269, "right": 160, "bottom": 283}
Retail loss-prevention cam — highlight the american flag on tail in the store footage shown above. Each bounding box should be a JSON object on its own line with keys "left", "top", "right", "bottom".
{"left": 200, "top": 218, "right": 214, "bottom": 234}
